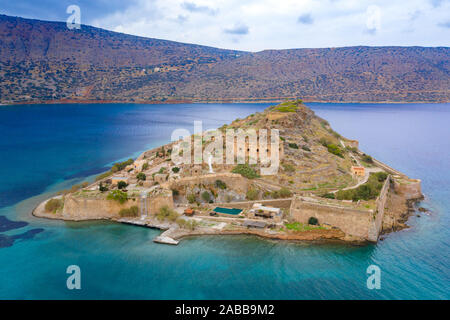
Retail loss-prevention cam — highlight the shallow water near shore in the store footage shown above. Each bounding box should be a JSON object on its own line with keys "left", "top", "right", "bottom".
{"left": 0, "top": 102, "right": 449, "bottom": 299}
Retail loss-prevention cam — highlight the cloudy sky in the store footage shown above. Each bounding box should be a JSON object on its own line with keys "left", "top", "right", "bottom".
{"left": 2, "top": 0, "right": 450, "bottom": 51}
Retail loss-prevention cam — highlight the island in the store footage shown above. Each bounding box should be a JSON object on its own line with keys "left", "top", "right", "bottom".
{"left": 33, "top": 101, "right": 423, "bottom": 245}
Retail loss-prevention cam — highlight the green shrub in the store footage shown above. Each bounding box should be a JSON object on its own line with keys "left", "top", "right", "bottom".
{"left": 136, "top": 172, "right": 146, "bottom": 181}
{"left": 187, "top": 193, "right": 196, "bottom": 204}
{"left": 111, "top": 159, "right": 133, "bottom": 173}
{"left": 321, "top": 193, "right": 335, "bottom": 199}
{"left": 201, "top": 191, "right": 211, "bottom": 202}
{"left": 142, "top": 162, "right": 149, "bottom": 171}
{"left": 177, "top": 219, "right": 199, "bottom": 230}
{"left": 99, "top": 183, "right": 109, "bottom": 192}
{"left": 282, "top": 163, "right": 295, "bottom": 173}
{"left": 375, "top": 171, "right": 388, "bottom": 182}
{"left": 96, "top": 159, "right": 135, "bottom": 181}
{"left": 156, "top": 205, "right": 179, "bottom": 222}
{"left": 215, "top": 180, "right": 227, "bottom": 189}
{"left": 320, "top": 119, "right": 329, "bottom": 128}
{"left": 172, "top": 167, "right": 180, "bottom": 173}
{"left": 284, "top": 221, "right": 324, "bottom": 231}
{"left": 176, "top": 218, "right": 186, "bottom": 228}
{"left": 308, "top": 217, "right": 319, "bottom": 225}
{"left": 362, "top": 154, "right": 374, "bottom": 163}
{"left": 186, "top": 220, "right": 199, "bottom": 230}
{"left": 336, "top": 172, "right": 388, "bottom": 201}
{"left": 95, "top": 171, "right": 113, "bottom": 181}
{"left": 107, "top": 190, "right": 128, "bottom": 204}
{"left": 271, "top": 190, "right": 280, "bottom": 199}
{"left": 326, "top": 144, "right": 344, "bottom": 158}
{"left": 45, "top": 198, "right": 63, "bottom": 213}
{"left": 232, "top": 164, "right": 260, "bottom": 179}
{"left": 117, "top": 181, "right": 128, "bottom": 189}
{"left": 278, "top": 187, "right": 292, "bottom": 198}
{"left": 274, "top": 103, "right": 299, "bottom": 113}
{"left": 301, "top": 145, "right": 311, "bottom": 152}
{"left": 246, "top": 188, "right": 259, "bottom": 200}
{"left": 119, "top": 206, "right": 139, "bottom": 217}
{"left": 288, "top": 142, "right": 299, "bottom": 149}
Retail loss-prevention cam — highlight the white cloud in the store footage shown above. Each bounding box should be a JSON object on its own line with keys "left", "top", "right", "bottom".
{"left": 224, "top": 23, "right": 249, "bottom": 35}
{"left": 90, "top": 0, "right": 450, "bottom": 51}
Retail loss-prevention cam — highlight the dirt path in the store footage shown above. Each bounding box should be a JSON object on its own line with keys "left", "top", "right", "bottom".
{"left": 331, "top": 167, "right": 383, "bottom": 194}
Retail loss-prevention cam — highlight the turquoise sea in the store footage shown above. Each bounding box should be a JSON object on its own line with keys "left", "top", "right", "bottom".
{"left": 0, "top": 102, "right": 448, "bottom": 299}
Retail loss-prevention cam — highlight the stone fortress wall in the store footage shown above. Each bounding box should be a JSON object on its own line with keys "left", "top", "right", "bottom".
{"left": 290, "top": 173, "right": 422, "bottom": 242}
{"left": 166, "top": 172, "right": 250, "bottom": 194}
{"left": 62, "top": 196, "right": 138, "bottom": 220}
{"left": 290, "top": 175, "right": 393, "bottom": 241}
{"left": 368, "top": 175, "right": 391, "bottom": 241}
{"left": 144, "top": 193, "right": 174, "bottom": 215}
{"left": 392, "top": 177, "right": 422, "bottom": 200}
{"left": 290, "top": 197, "right": 373, "bottom": 240}
{"left": 61, "top": 192, "right": 173, "bottom": 220}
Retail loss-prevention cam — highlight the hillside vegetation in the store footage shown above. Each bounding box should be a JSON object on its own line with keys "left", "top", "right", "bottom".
{"left": 0, "top": 15, "right": 449, "bottom": 104}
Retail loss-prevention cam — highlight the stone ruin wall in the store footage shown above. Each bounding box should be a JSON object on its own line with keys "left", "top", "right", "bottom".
{"left": 290, "top": 175, "right": 400, "bottom": 242}
{"left": 290, "top": 198, "right": 372, "bottom": 240}
{"left": 62, "top": 196, "right": 138, "bottom": 220}
{"left": 168, "top": 173, "right": 249, "bottom": 194}
{"left": 368, "top": 175, "right": 391, "bottom": 241}
{"left": 393, "top": 178, "right": 422, "bottom": 200}
{"left": 145, "top": 193, "right": 174, "bottom": 215}
{"left": 62, "top": 192, "right": 174, "bottom": 220}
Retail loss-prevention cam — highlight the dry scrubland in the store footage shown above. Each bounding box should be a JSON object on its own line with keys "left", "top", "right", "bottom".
{"left": 1, "top": 14, "right": 449, "bottom": 104}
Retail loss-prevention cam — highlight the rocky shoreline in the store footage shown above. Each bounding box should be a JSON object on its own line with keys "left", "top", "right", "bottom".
{"left": 33, "top": 191, "right": 423, "bottom": 246}
{"left": 33, "top": 202, "right": 351, "bottom": 244}
{"left": 116, "top": 216, "right": 354, "bottom": 245}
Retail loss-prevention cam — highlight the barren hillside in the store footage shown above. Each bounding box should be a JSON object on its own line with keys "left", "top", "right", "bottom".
{"left": 1, "top": 14, "right": 449, "bottom": 104}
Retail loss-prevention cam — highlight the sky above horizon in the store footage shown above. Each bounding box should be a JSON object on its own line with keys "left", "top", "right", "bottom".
{"left": 1, "top": 0, "right": 449, "bottom": 51}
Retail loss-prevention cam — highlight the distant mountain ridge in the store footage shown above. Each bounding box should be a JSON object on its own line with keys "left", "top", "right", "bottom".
{"left": 0, "top": 14, "right": 449, "bottom": 104}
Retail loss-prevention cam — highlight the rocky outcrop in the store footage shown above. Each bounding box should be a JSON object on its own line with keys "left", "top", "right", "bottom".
{"left": 381, "top": 177, "right": 423, "bottom": 233}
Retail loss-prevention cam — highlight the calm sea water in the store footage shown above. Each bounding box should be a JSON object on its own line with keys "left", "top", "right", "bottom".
{"left": 0, "top": 102, "right": 448, "bottom": 299}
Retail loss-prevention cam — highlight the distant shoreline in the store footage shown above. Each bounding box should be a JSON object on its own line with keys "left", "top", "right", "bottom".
{"left": 2, "top": 98, "right": 449, "bottom": 106}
